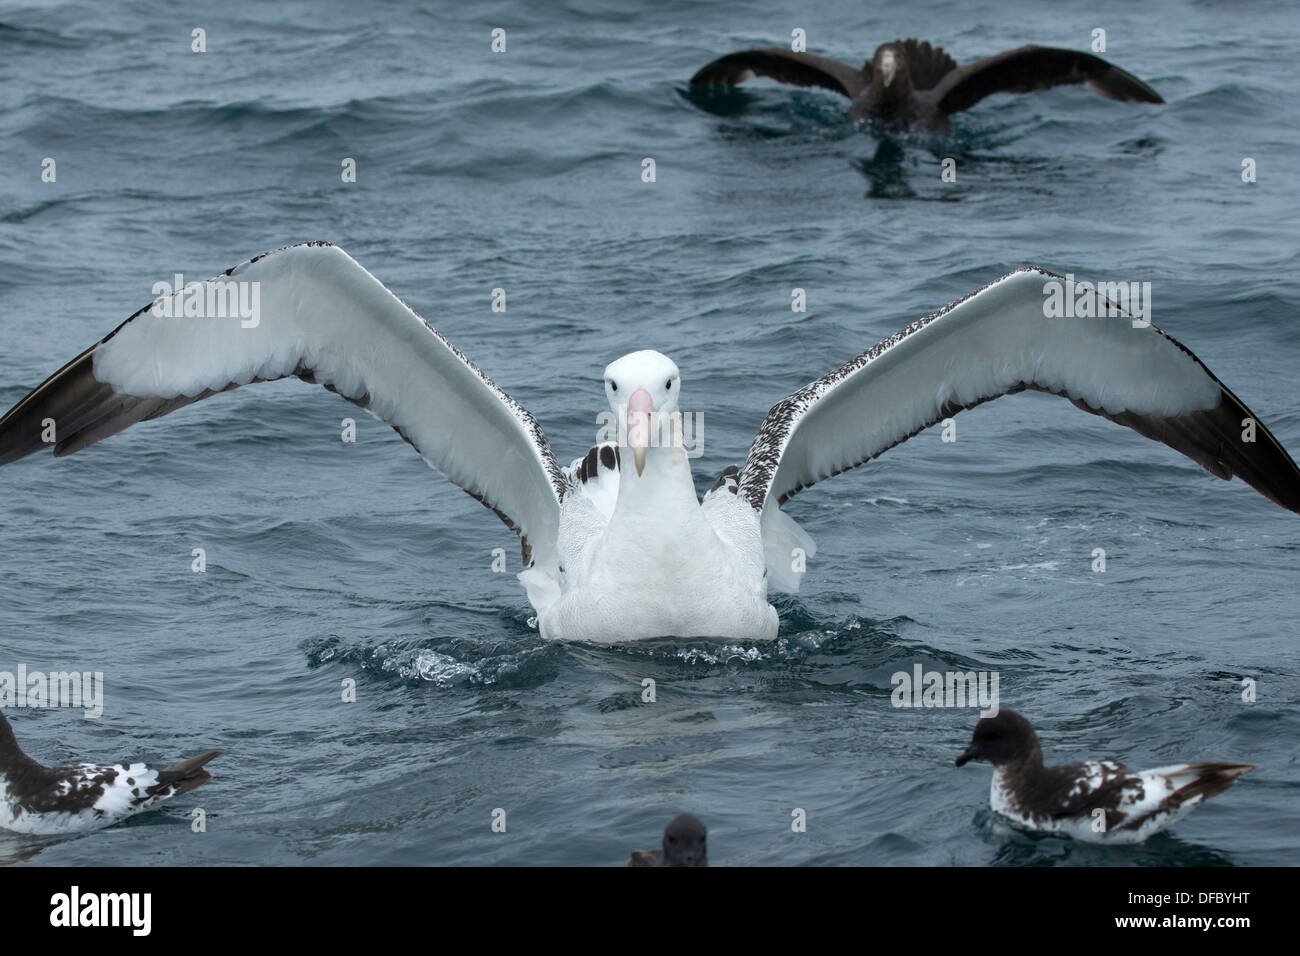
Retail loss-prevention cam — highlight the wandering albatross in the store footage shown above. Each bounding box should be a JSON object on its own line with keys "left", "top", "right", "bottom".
{"left": 689, "top": 38, "right": 1164, "bottom": 129}
{"left": 0, "top": 242, "right": 1297, "bottom": 643}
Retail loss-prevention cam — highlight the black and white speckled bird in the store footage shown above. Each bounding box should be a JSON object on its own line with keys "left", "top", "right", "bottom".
{"left": 0, "top": 710, "right": 221, "bottom": 835}
{"left": 955, "top": 710, "right": 1256, "bottom": 844}
{"left": 628, "top": 813, "right": 708, "bottom": 866}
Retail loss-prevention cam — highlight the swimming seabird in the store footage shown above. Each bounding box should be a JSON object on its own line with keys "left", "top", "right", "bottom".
{"left": 955, "top": 710, "right": 1256, "bottom": 843}
{"left": 628, "top": 813, "right": 708, "bottom": 866}
{"left": 1, "top": 242, "right": 1297, "bottom": 643}
{"left": 0, "top": 710, "right": 221, "bottom": 835}
{"left": 690, "top": 38, "right": 1164, "bottom": 128}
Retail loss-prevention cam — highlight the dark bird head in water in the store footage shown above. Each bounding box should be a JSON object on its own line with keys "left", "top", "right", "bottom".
{"left": 869, "top": 43, "right": 912, "bottom": 98}
{"left": 955, "top": 709, "right": 1042, "bottom": 768}
{"left": 663, "top": 812, "right": 708, "bottom": 866}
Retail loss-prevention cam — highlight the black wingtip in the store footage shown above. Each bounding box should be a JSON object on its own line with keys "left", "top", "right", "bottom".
{"left": 1069, "top": 371, "right": 1300, "bottom": 518}
{"left": 1211, "top": 384, "right": 1300, "bottom": 516}
{"left": 168, "top": 749, "right": 223, "bottom": 777}
{"left": 1093, "top": 63, "right": 1166, "bottom": 104}
{"left": 153, "top": 749, "right": 222, "bottom": 798}
{"left": 0, "top": 347, "right": 104, "bottom": 466}
{"left": 1169, "top": 762, "right": 1258, "bottom": 805}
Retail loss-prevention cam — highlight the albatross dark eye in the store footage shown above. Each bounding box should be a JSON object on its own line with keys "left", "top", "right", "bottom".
{"left": 611, "top": 382, "right": 618, "bottom": 392}
{"left": 666, "top": 380, "right": 672, "bottom": 389}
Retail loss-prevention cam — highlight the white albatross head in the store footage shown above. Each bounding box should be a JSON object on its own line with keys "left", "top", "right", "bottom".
{"left": 603, "top": 350, "right": 681, "bottom": 476}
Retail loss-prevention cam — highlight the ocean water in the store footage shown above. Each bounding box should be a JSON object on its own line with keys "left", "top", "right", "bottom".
{"left": 0, "top": 0, "right": 1297, "bottom": 866}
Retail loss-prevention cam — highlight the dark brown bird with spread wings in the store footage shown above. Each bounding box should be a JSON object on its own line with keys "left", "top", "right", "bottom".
{"left": 690, "top": 39, "right": 1164, "bottom": 129}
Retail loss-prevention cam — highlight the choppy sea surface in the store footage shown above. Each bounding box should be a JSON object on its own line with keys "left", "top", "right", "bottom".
{"left": 0, "top": 0, "right": 1297, "bottom": 866}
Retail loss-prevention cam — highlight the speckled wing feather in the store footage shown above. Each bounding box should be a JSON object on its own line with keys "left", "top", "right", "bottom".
{"left": 0, "top": 242, "right": 566, "bottom": 570}
{"left": 1112, "top": 762, "right": 1257, "bottom": 834}
{"left": 690, "top": 48, "right": 868, "bottom": 99}
{"left": 739, "top": 267, "right": 1300, "bottom": 516}
{"left": 1035, "top": 760, "right": 1140, "bottom": 822}
{"left": 930, "top": 45, "right": 1164, "bottom": 115}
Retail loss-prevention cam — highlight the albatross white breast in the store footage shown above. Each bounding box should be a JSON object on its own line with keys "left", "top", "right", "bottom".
{"left": 1, "top": 242, "right": 1298, "bottom": 643}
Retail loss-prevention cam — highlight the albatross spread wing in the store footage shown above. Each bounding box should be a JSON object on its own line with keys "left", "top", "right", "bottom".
{"left": 930, "top": 45, "right": 1164, "bottom": 115}
{"left": 739, "top": 267, "right": 1300, "bottom": 516}
{"left": 0, "top": 241, "right": 566, "bottom": 570}
{"left": 690, "top": 48, "right": 868, "bottom": 99}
